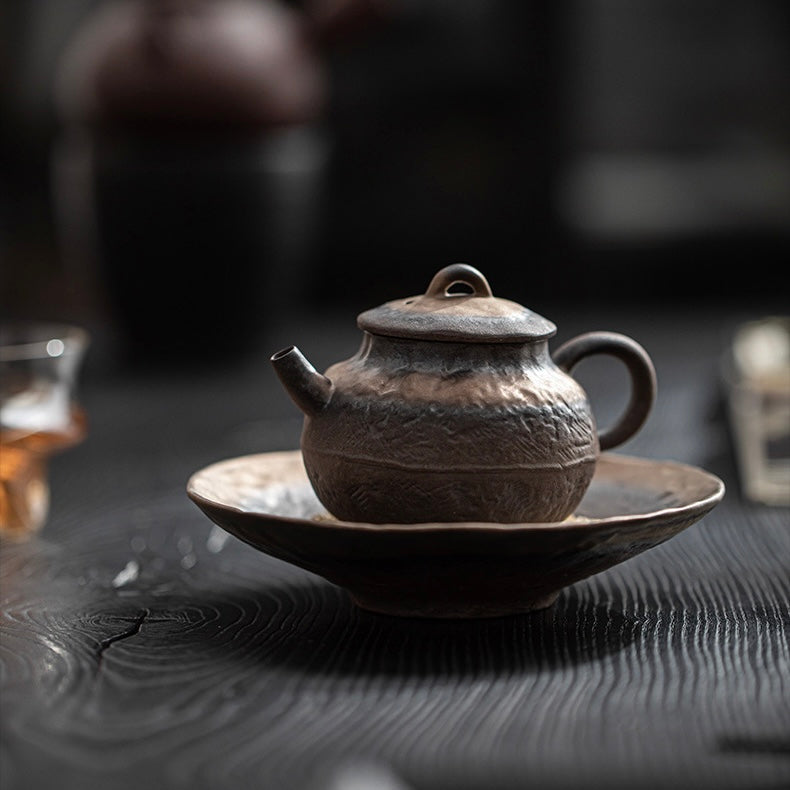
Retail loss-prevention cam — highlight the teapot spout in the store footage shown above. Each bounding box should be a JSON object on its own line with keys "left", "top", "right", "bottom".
{"left": 271, "top": 346, "right": 333, "bottom": 417}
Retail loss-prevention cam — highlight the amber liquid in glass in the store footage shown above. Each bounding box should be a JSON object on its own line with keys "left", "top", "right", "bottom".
{"left": 0, "top": 408, "right": 86, "bottom": 536}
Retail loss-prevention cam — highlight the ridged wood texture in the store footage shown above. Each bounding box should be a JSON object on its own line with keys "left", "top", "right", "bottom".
{"left": 1, "top": 311, "right": 788, "bottom": 790}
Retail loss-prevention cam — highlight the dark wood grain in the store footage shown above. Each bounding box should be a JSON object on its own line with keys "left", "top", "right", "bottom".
{"left": 2, "top": 310, "right": 789, "bottom": 790}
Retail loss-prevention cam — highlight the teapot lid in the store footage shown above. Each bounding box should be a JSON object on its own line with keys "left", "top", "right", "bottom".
{"left": 357, "top": 264, "right": 556, "bottom": 343}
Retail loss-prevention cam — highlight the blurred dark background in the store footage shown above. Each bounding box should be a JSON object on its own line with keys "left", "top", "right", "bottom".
{"left": 1, "top": 0, "right": 788, "bottom": 361}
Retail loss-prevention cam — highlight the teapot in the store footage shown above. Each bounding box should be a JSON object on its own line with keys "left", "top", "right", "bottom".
{"left": 272, "top": 264, "right": 656, "bottom": 523}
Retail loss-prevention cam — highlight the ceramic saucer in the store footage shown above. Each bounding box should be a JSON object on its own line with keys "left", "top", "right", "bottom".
{"left": 187, "top": 451, "right": 724, "bottom": 619}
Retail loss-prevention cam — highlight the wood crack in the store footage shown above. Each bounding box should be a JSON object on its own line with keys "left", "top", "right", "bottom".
{"left": 95, "top": 609, "right": 149, "bottom": 672}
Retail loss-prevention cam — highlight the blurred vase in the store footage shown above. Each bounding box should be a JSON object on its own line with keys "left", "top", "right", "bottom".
{"left": 53, "top": 0, "right": 377, "bottom": 361}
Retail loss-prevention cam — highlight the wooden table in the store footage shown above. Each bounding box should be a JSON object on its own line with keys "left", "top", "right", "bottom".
{"left": 2, "top": 309, "right": 788, "bottom": 790}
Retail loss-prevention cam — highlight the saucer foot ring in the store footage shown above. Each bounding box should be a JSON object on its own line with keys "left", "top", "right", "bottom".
{"left": 349, "top": 590, "right": 561, "bottom": 619}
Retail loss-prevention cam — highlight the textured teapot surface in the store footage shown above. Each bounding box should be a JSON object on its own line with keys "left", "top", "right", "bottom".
{"left": 272, "top": 264, "right": 656, "bottom": 524}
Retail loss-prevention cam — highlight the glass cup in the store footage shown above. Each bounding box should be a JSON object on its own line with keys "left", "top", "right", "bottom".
{"left": 0, "top": 323, "right": 89, "bottom": 538}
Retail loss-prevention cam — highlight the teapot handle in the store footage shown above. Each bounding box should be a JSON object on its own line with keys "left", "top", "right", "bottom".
{"left": 553, "top": 332, "right": 656, "bottom": 451}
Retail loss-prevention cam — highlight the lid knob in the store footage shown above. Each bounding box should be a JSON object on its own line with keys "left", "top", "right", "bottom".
{"left": 425, "top": 264, "right": 493, "bottom": 299}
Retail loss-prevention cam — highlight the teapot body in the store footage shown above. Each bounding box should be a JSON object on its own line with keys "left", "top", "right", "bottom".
{"left": 301, "top": 333, "right": 598, "bottom": 523}
{"left": 272, "top": 263, "right": 656, "bottom": 524}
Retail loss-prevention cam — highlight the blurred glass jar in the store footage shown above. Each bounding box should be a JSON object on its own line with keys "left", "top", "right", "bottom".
{"left": 725, "top": 317, "right": 790, "bottom": 506}
{"left": 52, "top": 0, "right": 379, "bottom": 361}
{"left": 0, "top": 324, "right": 89, "bottom": 538}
